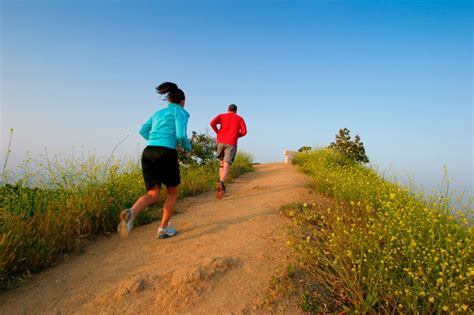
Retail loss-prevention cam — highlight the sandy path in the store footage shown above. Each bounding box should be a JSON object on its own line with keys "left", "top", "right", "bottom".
{"left": 0, "top": 163, "right": 311, "bottom": 314}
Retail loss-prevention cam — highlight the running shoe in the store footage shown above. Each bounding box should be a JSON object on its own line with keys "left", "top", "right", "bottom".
{"left": 117, "top": 208, "right": 134, "bottom": 239}
{"left": 157, "top": 226, "right": 177, "bottom": 239}
{"left": 221, "top": 181, "right": 226, "bottom": 194}
{"left": 216, "top": 181, "right": 225, "bottom": 199}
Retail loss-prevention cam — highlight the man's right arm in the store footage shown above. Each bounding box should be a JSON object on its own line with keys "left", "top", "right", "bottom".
{"left": 210, "top": 115, "right": 221, "bottom": 134}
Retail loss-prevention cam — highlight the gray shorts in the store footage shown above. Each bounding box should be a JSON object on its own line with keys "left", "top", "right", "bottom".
{"left": 216, "top": 143, "right": 237, "bottom": 164}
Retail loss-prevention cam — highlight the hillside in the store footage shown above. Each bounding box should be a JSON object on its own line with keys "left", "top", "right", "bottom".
{"left": 1, "top": 163, "right": 312, "bottom": 314}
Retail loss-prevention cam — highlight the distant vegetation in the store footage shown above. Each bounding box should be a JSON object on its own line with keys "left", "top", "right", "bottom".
{"left": 0, "top": 131, "right": 253, "bottom": 289}
{"left": 328, "top": 128, "right": 369, "bottom": 163}
{"left": 283, "top": 149, "right": 473, "bottom": 313}
{"left": 298, "top": 146, "right": 312, "bottom": 153}
{"left": 298, "top": 128, "right": 369, "bottom": 163}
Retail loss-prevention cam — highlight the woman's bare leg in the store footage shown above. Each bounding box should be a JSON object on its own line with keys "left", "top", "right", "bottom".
{"left": 131, "top": 185, "right": 161, "bottom": 216}
{"left": 160, "top": 186, "right": 178, "bottom": 228}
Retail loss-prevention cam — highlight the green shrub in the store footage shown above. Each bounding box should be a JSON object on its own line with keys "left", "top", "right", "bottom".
{"left": 177, "top": 131, "right": 217, "bottom": 166}
{"left": 228, "top": 152, "right": 254, "bottom": 178}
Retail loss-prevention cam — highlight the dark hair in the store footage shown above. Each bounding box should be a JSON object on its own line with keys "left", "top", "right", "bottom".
{"left": 155, "top": 82, "right": 185, "bottom": 104}
{"left": 228, "top": 104, "right": 237, "bottom": 112}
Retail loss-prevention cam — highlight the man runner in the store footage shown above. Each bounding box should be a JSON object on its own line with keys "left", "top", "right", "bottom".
{"left": 210, "top": 104, "right": 247, "bottom": 199}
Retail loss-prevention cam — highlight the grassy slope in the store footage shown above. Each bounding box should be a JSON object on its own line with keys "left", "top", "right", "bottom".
{"left": 281, "top": 149, "right": 473, "bottom": 313}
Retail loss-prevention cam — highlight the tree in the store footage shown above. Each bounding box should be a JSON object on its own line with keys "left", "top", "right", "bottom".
{"left": 177, "top": 131, "right": 217, "bottom": 166}
{"left": 298, "top": 146, "right": 312, "bottom": 152}
{"left": 328, "top": 128, "right": 369, "bottom": 163}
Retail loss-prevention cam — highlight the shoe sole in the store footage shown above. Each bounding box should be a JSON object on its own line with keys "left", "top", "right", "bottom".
{"left": 117, "top": 210, "right": 131, "bottom": 239}
{"left": 157, "top": 232, "right": 177, "bottom": 239}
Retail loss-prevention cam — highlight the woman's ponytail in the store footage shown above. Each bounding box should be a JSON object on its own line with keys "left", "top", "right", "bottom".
{"left": 156, "top": 82, "right": 185, "bottom": 104}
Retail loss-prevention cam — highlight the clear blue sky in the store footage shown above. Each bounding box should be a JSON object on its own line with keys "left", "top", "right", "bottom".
{"left": 1, "top": 0, "right": 472, "bottom": 194}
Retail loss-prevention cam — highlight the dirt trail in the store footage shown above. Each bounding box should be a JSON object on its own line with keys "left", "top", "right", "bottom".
{"left": 1, "top": 163, "right": 312, "bottom": 314}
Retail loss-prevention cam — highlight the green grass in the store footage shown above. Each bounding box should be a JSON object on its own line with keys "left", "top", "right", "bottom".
{"left": 0, "top": 151, "right": 253, "bottom": 288}
{"left": 283, "top": 149, "right": 473, "bottom": 313}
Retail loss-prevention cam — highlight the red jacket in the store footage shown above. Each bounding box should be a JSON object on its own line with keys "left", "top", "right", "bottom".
{"left": 210, "top": 112, "right": 247, "bottom": 146}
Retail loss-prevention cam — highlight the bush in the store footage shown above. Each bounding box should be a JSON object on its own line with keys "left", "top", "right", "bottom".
{"left": 177, "top": 131, "right": 216, "bottom": 165}
{"left": 228, "top": 152, "right": 254, "bottom": 178}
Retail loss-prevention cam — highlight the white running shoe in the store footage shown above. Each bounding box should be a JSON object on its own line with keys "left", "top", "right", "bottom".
{"left": 157, "top": 226, "right": 177, "bottom": 239}
{"left": 117, "top": 209, "right": 134, "bottom": 239}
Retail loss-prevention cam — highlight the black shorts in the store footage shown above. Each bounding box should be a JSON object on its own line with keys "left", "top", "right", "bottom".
{"left": 141, "top": 146, "right": 180, "bottom": 190}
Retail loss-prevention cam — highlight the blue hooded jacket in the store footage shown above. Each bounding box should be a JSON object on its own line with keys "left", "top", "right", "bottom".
{"left": 139, "top": 103, "right": 192, "bottom": 151}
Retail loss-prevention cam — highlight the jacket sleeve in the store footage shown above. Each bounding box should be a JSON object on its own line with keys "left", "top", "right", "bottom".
{"left": 139, "top": 117, "right": 152, "bottom": 140}
{"left": 239, "top": 117, "right": 247, "bottom": 137}
{"left": 175, "top": 110, "right": 192, "bottom": 152}
{"left": 210, "top": 115, "right": 221, "bottom": 134}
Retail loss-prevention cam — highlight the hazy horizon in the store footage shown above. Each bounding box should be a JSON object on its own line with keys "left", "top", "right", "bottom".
{"left": 1, "top": 0, "right": 472, "bottom": 196}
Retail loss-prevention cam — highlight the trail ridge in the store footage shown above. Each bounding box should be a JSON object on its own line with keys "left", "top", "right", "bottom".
{"left": 1, "top": 163, "right": 312, "bottom": 314}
